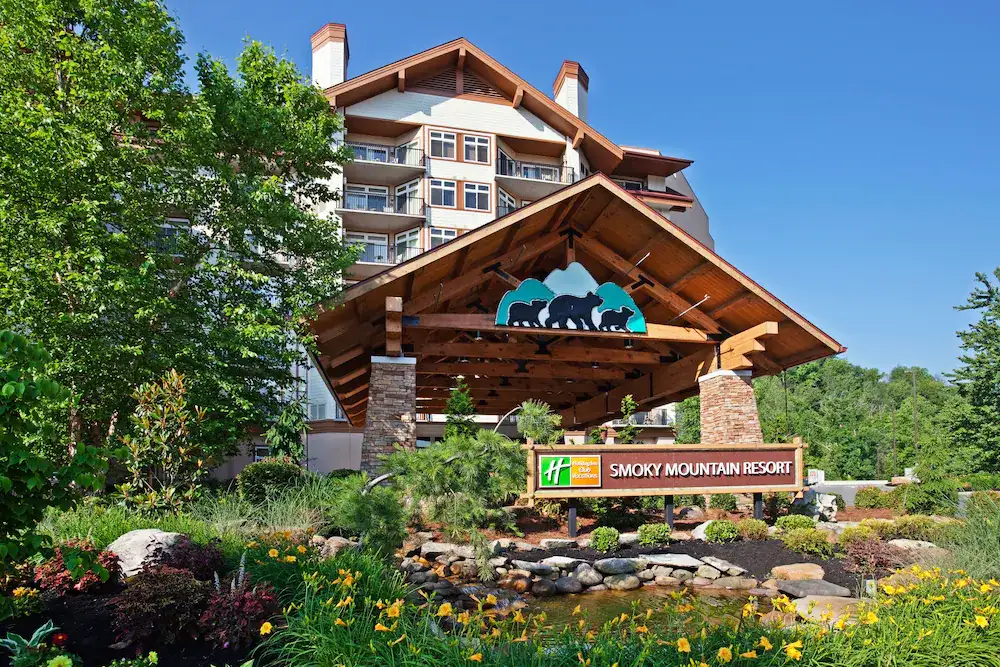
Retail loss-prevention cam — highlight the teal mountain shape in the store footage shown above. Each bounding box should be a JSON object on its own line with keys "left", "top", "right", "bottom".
{"left": 495, "top": 262, "right": 647, "bottom": 333}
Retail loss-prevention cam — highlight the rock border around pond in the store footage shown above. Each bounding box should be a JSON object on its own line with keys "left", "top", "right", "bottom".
{"left": 399, "top": 534, "right": 852, "bottom": 606}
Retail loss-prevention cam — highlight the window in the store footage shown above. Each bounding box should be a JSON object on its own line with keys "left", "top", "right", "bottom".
{"left": 613, "top": 178, "right": 645, "bottom": 192}
{"left": 430, "top": 228, "right": 457, "bottom": 248}
{"left": 345, "top": 184, "right": 389, "bottom": 211}
{"left": 394, "top": 228, "right": 421, "bottom": 262}
{"left": 346, "top": 231, "right": 388, "bottom": 263}
{"left": 498, "top": 189, "right": 516, "bottom": 217}
{"left": 253, "top": 445, "right": 271, "bottom": 463}
{"left": 498, "top": 149, "right": 516, "bottom": 176}
{"left": 463, "top": 134, "right": 490, "bottom": 163}
{"left": 309, "top": 402, "right": 327, "bottom": 421}
{"left": 429, "top": 130, "right": 456, "bottom": 159}
{"left": 464, "top": 182, "right": 490, "bottom": 211}
{"left": 395, "top": 179, "right": 419, "bottom": 215}
{"left": 429, "top": 179, "right": 456, "bottom": 207}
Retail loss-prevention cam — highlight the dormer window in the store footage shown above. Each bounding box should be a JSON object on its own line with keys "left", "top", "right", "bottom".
{"left": 613, "top": 178, "right": 645, "bottom": 192}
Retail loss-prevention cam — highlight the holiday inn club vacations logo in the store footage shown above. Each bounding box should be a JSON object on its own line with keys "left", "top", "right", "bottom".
{"left": 538, "top": 455, "right": 601, "bottom": 488}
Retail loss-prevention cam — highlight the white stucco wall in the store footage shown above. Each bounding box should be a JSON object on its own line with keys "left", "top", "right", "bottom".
{"left": 312, "top": 40, "right": 346, "bottom": 89}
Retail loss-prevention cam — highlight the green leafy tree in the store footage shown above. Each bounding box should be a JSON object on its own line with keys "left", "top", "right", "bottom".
{"left": 949, "top": 268, "right": 1000, "bottom": 471}
{"left": 0, "top": 331, "right": 106, "bottom": 572}
{"left": 0, "top": 0, "right": 356, "bottom": 457}
{"left": 516, "top": 399, "right": 564, "bottom": 444}
{"left": 616, "top": 394, "right": 640, "bottom": 444}
{"left": 116, "top": 370, "right": 210, "bottom": 511}
{"left": 443, "top": 378, "right": 477, "bottom": 440}
{"left": 264, "top": 398, "right": 308, "bottom": 461}
{"left": 675, "top": 395, "right": 701, "bottom": 444}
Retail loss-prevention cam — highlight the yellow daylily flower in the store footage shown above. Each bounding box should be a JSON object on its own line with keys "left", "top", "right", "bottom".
{"left": 335, "top": 596, "right": 353, "bottom": 608}
{"left": 758, "top": 636, "right": 773, "bottom": 650}
{"left": 513, "top": 610, "right": 526, "bottom": 623}
{"left": 469, "top": 653, "right": 483, "bottom": 663}
{"left": 572, "top": 604, "right": 582, "bottom": 616}
{"left": 717, "top": 646, "right": 732, "bottom": 663}
{"left": 284, "top": 555, "right": 297, "bottom": 563}
{"left": 676, "top": 637, "right": 691, "bottom": 653}
{"left": 485, "top": 593, "right": 498, "bottom": 605}
{"left": 386, "top": 600, "right": 403, "bottom": 618}
{"left": 259, "top": 622, "right": 273, "bottom": 635}
{"left": 457, "top": 611, "right": 471, "bottom": 625}
{"left": 335, "top": 618, "right": 348, "bottom": 627}
{"left": 635, "top": 625, "right": 649, "bottom": 634}
{"left": 374, "top": 622, "right": 393, "bottom": 632}
{"left": 268, "top": 548, "right": 279, "bottom": 558}
{"left": 741, "top": 650, "right": 758, "bottom": 659}
{"left": 436, "top": 603, "right": 454, "bottom": 617}
{"left": 389, "top": 633, "right": 407, "bottom": 646}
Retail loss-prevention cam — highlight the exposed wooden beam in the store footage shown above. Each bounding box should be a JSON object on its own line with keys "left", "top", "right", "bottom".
{"left": 572, "top": 128, "right": 584, "bottom": 149}
{"left": 751, "top": 351, "right": 783, "bottom": 375}
{"left": 334, "top": 364, "right": 368, "bottom": 387}
{"left": 338, "top": 381, "right": 369, "bottom": 399}
{"left": 417, "top": 362, "right": 630, "bottom": 381}
{"left": 708, "top": 291, "right": 754, "bottom": 320}
{"left": 668, "top": 262, "right": 713, "bottom": 293}
{"left": 512, "top": 85, "right": 523, "bottom": 108}
{"left": 457, "top": 46, "right": 466, "bottom": 70}
{"left": 416, "top": 375, "right": 600, "bottom": 394}
{"left": 397, "top": 69, "right": 405, "bottom": 92}
{"left": 575, "top": 235, "right": 722, "bottom": 334}
{"left": 325, "top": 344, "right": 365, "bottom": 370}
{"left": 415, "top": 342, "right": 669, "bottom": 365}
{"left": 403, "top": 313, "right": 714, "bottom": 343}
{"left": 404, "top": 233, "right": 564, "bottom": 314}
{"left": 386, "top": 296, "right": 403, "bottom": 356}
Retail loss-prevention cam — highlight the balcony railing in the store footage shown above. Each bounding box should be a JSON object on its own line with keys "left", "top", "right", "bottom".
{"left": 346, "top": 141, "right": 424, "bottom": 167}
{"left": 341, "top": 192, "right": 425, "bottom": 216}
{"left": 497, "top": 203, "right": 517, "bottom": 218}
{"left": 350, "top": 242, "right": 424, "bottom": 265}
{"left": 609, "top": 411, "right": 675, "bottom": 428}
{"left": 497, "top": 158, "right": 574, "bottom": 184}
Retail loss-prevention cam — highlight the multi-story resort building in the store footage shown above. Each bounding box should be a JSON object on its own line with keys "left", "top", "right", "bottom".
{"left": 220, "top": 22, "right": 843, "bottom": 476}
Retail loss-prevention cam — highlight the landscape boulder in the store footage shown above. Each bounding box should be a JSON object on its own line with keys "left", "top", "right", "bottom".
{"left": 700, "top": 556, "right": 745, "bottom": 576}
{"left": 644, "top": 553, "right": 703, "bottom": 569}
{"left": 677, "top": 506, "right": 706, "bottom": 521}
{"left": 771, "top": 563, "right": 825, "bottom": 581}
{"left": 691, "top": 521, "right": 714, "bottom": 541}
{"left": 696, "top": 564, "right": 722, "bottom": 580}
{"left": 107, "top": 529, "right": 183, "bottom": 577}
{"left": 541, "top": 556, "right": 584, "bottom": 570}
{"left": 510, "top": 559, "right": 554, "bottom": 576}
{"left": 777, "top": 579, "right": 851, "bottom": 598}
{"left": 539, "top": 538, "right": 577, "bottom": 550}
{"left": 593, "top": 558, "right": 642, "bottom": 575}
{"left": 321, "top": 536, "right": 357, "bottom": 559}
{"left": 714, "top": 576, "right": 758, "bottom": 590}
{"left": 421, "top": 542, "right": 475, "bottom": 560}
{"left": 792, "top": 595, "right": 860, "bottom": 622}
{"left": 604, "top": 574, "right": 642, "bottom": 591}
{"left": 573, "top": 563, "right": 604, "bottom": 586}
{"left": 554, "top": 576, "right": 584, "bottom": 594}
{"left": 791, "top": 488, "right": 838, "bottom": 522}
{"left": 618, "top": 532, "right": 639, "bottom": 547}
{"left": 532, "top": 579, "right": 557, "bottom": 597}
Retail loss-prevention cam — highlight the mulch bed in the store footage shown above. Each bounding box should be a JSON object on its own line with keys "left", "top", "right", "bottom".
{"left": 0, "top": 590, "right": 252, "bottom": 667}
{"left": 507, "top": 540, "right": 857, "bottom": 591}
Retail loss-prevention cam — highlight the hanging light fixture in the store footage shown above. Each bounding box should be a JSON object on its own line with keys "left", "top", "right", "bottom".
{"left": 460, "top": 357, "right": 469, "bottom": 363}
{"left": 624, "top": 338, "right": 634, "bottom": 350}
{"left": 474, "top": 331, "right": 483, "bottom": 341}
{"left": 592, "top": 361, "right": 599, "bottom": 369}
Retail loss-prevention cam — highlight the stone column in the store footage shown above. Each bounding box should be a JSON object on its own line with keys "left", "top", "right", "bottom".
{"left": 361, "top": 356, "right": 417, "bottom": 475}
{"left": 698, "top": 369, "right": 763, "bottom": 443}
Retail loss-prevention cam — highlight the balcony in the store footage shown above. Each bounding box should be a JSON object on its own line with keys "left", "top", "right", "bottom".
{"left": 343, "top": 141, "right": 425, "bottom": 186}
{"left": 495, "top": 157, "right": 575, "bottom": 201}
{"left": 335, "top": 192, "right": 426, "bottom": 233}
{"left": 347, "top": 241, "right": 424, "bottom": 280}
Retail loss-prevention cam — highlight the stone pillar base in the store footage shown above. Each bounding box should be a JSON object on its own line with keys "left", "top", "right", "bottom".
{"left": 361, "top": 356, "right": 416, "bottom": 475}
{"left": 698, "top": 369, "right": 763, "bottom": 443}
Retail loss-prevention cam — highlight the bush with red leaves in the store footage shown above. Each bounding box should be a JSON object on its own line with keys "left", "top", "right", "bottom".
{"left": 843, "top": 538, "right": 908, "bottom": 579}
{"left": 155, "top": 536, "right": 225, "bottom": 581}
{"left": 109, "top": 565, "right": 211, "bottom": 647}
{"left": 199, "top": 576, "right": 278, "bottom": 649}
{"left": 33, "top": 539, "right": 122, "bottom": 594}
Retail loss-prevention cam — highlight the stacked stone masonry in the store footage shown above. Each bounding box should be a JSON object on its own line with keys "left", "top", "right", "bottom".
{"left": 361, "top": 357, "right": 417, "bottom": 474}
{"left": 698, "top": 369, "right": 763, "bottom": 443}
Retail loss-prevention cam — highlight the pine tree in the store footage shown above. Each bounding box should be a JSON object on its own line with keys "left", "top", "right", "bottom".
{"left": 616, "top": 394, "right": 640, "bottom": 444}
{"left": 950, "top": 268, "right": 1000, "bottom": 471}
{"left": 444, "top": 378, "right": 477, "bottom": 440}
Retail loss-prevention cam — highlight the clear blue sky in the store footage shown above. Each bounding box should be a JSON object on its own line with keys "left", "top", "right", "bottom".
{"left": 165, "top": 0, "right": 1000, "bottom": 377}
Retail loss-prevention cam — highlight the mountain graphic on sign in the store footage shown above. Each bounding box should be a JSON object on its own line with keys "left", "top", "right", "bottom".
{"left": 494, "top": 262, "right": 646, "bottom": 333}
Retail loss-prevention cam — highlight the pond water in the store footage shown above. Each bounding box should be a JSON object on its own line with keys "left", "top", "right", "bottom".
{"left": 529, "top": 587, "right": 772, "bottom": 627}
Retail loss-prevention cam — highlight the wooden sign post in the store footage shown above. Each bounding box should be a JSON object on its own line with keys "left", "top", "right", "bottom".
{"left": 523, "top": 440, "right": 806, "bottom": 537}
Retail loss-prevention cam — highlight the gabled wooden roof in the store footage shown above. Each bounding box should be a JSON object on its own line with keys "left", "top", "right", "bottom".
{"left": 323, "top": 38, "right": 625, "bottom": 173}
{"left": 309, "top": 174, "right": 844, "bottom": 428}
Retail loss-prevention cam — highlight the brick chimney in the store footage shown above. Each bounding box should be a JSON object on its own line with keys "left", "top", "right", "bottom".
{"left": 553, "top": 60, "right": 589, "bottom": 122}
{"left": 311, "top": 23, "right": 349, "bottom": 89}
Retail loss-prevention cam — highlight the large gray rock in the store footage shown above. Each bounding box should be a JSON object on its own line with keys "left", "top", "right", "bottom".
{"left": 777, "top": 579, "right": 852, "bottom": 598}
{"left": 421, "top": 542, "right": 475, "bottom": 560}
{"left": 650, "top": 565, "right": 674, "bottom": 578}
{"left": 618, "top": 532, "right": 639, "bottom": 547}
{"left": 636, "top": 569, "right": 655, "bottom": 582}
{"left": 593, "top": 558, "right": 642, "bottom": 575}
{"left": 772, "top": 563, "right": 825, "bottom": 581}
{"left": 644, "top": 553, "right": 703, "bottom": 569}
{"left": 539, "top": 538, "right": 577, "bottom": 550}
{"left": 691, "top": 521, "right": 714, "bottom": 541}
{"left": 573, "top": 562, "right": 604, "bottom": 586}
{"left": 791, "top": 489, "right": 838, "bottom": 522}
{"left": 555, "top": 576, "right": 584, "bottom": 594}
{"left": 700, "top": 556, "right": 745, "bottom": 576}
{"left": 677, "top": 506, "right": 706, "bottom": 521}
{"left": 532, "top": 579, "right": 557, "bottom": 597}
{"left": 696, "top": 564, "right": 722, "bottom": 579}
{"left": 673, "top": 569, "right": 694, "bottom": 582}
{"left": 321, "top": 536, "right": 357, "bottom": 559}
{"left": 107, "top": 529, "right": 183, "bottom": 577}
{"left": 792, "top": 595, "right": 860, "bottom": 622}
{"left": 604, "top": 574, "right": 642, "bottom": 591}
{"left": 511, "top": 559, "right": 554, "bottom": 576}
{"left": 541, "top": 556, "right": 584, "bottom": 570}
{"left": 714, "top": 576, "right": 759, "bottom": 590}
{"left": 655, "top": 575, "right": 680, "bottom": 586}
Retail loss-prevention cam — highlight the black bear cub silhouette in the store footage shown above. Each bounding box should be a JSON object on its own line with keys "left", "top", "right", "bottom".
{"left": 545, "top": 292, "right": 603, "bottom": 330}
{"left": 508, "top": 299, "right": 547, "bottom": 327}
{"left": 598, "top": 306, "right": 635, "bottom": 332}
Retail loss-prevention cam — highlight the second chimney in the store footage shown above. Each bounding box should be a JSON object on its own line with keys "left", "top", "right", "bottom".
{"left": 553, "top": 60, "right": 589, "bottom": 122}
{"left": 311, "top": 23, "right": 349, "bottom": 90}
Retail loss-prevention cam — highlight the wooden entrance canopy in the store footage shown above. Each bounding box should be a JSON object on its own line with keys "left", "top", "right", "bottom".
{"left": 309, "top": 174, "right": 845, "bottom": 428}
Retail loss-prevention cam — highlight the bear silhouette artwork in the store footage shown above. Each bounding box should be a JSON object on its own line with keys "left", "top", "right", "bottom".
{"left": 598, "top": 306, "right": 635, "bottom": 332}
{"left": 507, "top": 299, "right": 548, "bottom": 327}
{"left": 545, "top": 292, "right": 603, "bottom": 330}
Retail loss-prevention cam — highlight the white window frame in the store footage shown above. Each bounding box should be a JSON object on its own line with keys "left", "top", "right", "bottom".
{"left": 395, "top": 179, "right": 420, "bottom": 215}
{"left": 394, "top": 227, "right": 421, "bottom": 263}
{"left": 498, "top": 188, "right": 516, "bottom": 212}
{"left": 463, "top": 134, "right": 490, "bottom": 163}
{"left": 464, "top": 182, "right": 490, "bottom": 212}
{"left": 429, "top": 179, "right": 457, "bottom": 208}
{"left": 429, "top": 130, "right": 456, "bottom": 159}
{"left": 430, "top": 227, "right": 458, "bottom": 248}
{"left": 613, "top": 178, "right": 645, "bottom": 192}
{"left": 345, "top": 184, "right": 390, "bottom": 212}
{"left": 308, "top": 402, "right": 328, "bottom": 421}
{"left": 346, "top": 231, "right": 389, "bottom": 263}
